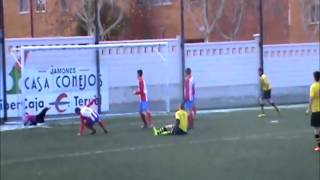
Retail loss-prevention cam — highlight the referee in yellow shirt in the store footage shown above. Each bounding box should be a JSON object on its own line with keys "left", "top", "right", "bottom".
{"left": 307, "top": 71, "right": 320, "bottom": 152}
{"left": 153, "top": 103, "right": 188, "bottom": 136}
{"left": 258, "top": 68, "right": 280, "bottom": 117}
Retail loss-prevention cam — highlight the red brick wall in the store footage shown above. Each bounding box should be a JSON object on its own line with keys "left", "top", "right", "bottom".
{"left": 113, "top": 2, "right": 147, "bottom": 40}
{"left": 31, "top": 0, "right": 80, "bottom": 37}
{"left": 289, "top": 0, "right": 319, "bottom": 43}
{"left": 4, "top": 0, "right": 31, "bottom": 38}
{"left": 4, "top": 0, "right": 80, "bottom": 38}
{"left": 141, "top": 0, "right": 289, "bottom": 43}
{"left": 263, "top": 0, "right": 289, "bottom": 44}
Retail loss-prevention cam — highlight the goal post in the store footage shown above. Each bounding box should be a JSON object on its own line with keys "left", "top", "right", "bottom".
{"left": 15, "top": 41, "right": 171, "bottom": 118}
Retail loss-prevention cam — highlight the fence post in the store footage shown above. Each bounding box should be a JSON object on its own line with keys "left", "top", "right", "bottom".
{"left": 254, "top": 33, "right": 263, "bottom": 70}
{"left": 176, "top": 35, "right": 184, "bottom": 107}
{"left": 254, "top": 34, "right": 262, "bottom": 99}
{"left": 94, "top": 0, "right": 102, "bottom": 114}
{"left": 0, "top": 0, "right": 7, "bottom": 123}
{"left": 180, "top": 0, "right": 186, "bottom": 102}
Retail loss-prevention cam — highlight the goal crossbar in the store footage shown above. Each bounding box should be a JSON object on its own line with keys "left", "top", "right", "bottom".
{"left": 16, "top": 42, "right": 169, "bottom": 52}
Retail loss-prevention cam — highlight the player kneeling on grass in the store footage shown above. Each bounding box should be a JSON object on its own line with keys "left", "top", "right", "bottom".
{"left": 23, "top": 107, "right": 50, "bottom": 126}
{"left": 306, "top": 71, "right": 320, "bottom": 152}
{"left": 153, "top": 103, "right": 188, "bottom": 136}
{"left": 75, "top": 99, "right": 108, "bottom": 136}
{"left": 258, "top": 67, "right": 280, "bottom": 118}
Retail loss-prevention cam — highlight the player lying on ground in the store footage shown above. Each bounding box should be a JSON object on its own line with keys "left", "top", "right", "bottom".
{"left": 153, "top": 103, "right": 188, "bottom": 136}
{"left": 306, "top": 71, "right": 320, "bottom": 152}
{"left": 134, "top": 69, "right": 153, "bottom": 128}
{"left": 184, "top": 68, "right": 197, "bottom": 129}
{"left": 258, "top": 67, "right": 280, "bottom": 118}
{"left": 74, "top": 99, "right": 108, "bottom": 136}
{"left": 23, "top": 107, "right": 50, "bottom": 126}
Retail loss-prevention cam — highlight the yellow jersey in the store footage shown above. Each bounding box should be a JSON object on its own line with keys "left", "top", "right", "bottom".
{"left": 175, "top": 109, "right": 188, "bottom": 132}
{"left": 310, "top": 82, "right": 320, "bottom": 113}
{"left": 260, "top": 74, "right": 271, "bottom": 91}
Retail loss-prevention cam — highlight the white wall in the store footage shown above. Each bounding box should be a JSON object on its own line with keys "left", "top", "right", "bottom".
{"left": 263, "top": 43, "right": 320, "bottom": 104}
{"left": 184, "top": 40, "right": 260, "bottom": 109}
{"left": 264, "top": 43, "right": 320, "bottom": 87}
{"left": 99, "top": 38, "right": 181, "bottom": 112}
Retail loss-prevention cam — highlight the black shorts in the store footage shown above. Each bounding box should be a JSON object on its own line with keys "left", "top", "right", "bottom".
{"left": 311, "top": 112, "right": 320, "bottom": 127}
{"left": 172, "top": 127, "right": 187, "bottom": 135}
{"left": 262, "top": 90, "right": 271, "bottom": 99}
{"left": 36, "top": 107, "right": 50, "bottom": 123}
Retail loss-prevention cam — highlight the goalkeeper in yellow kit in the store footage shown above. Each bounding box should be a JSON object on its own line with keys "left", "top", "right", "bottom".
{"left": 153, "top": 103, "right": 188, "bottom": 136}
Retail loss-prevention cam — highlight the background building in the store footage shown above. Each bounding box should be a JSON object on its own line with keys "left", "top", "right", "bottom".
{"left": 3, "top": 0, "right": 319, "bottom": 43}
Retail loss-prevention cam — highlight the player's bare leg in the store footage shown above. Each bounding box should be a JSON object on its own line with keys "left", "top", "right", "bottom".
{"left": 192, "top": 106, "right": 197, "bottom": 118}
{"left": 258, "top": 97, "right": 266, "bottom": 118}
{"left": 314, "top": 127, "right": 320, "bottom": 152}
{"left": 85, "top": 124, "right": 96, "bottom": 135}
{"left": 98, "top": 121, "right": 108, "bottom": 134}
{"left": 267, "top": 99, "right": 280, "bottom": 114}
{"left": 146, "top": 111, "right": 154, "bottom": 127}
{"left": 188, "top": 112, "right": 194, "bottom": 129}
{"left": 139, "top": 112, "right": 148, "bottom": 128}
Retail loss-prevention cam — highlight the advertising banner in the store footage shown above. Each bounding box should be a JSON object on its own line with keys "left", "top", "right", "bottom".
{"left": 3, "top": 46, "right": 108, "bottom": 117}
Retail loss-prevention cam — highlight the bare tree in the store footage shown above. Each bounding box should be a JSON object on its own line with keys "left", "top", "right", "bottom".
{"left": 299, "top": 0, "right": 319, "bottom": 41}
{"left": 186, "top": 0, "right": 225, "bottom": 42}
{"left": 186, "top": 0, "right": 247, "bottom": 42}
{"left": 215, "top": 0, "right": 246, "bottom": 40}
{"left": 77, "top": 0, "right": 125, "bottom": 40}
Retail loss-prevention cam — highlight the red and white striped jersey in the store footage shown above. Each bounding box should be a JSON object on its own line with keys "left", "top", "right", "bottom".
{"left": 135, "top": 77, "right": 148, "bottom": 101}
{"left": 185, "top": 75, "right": 195, "bottom": 101}
{"left": 79, "top": 99, "right": 97, "bottom": 135}
{"left": 80, "top": 107, "right": 98, "bottom": 121}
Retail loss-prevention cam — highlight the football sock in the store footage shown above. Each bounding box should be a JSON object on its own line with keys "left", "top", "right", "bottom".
{"left": 271, "top": 103, "right": 279, "bottom": 112}
{"left": 140, "top": 113, "right": 147, "bottom": 126}
{"left": 90, "top": 129, "right": 97, "bottom": 135}
{"left": 315, "top": 134, "right": 320, "bottom": 147}
{"left": 158, "top": 127, "right": 171, "bottom": 135}
{"left": 159, "top": 127, "right": 168, "bottom": 134}
{"left": 192, "top": 106, "right": 197, "bottom": 117}
{"left": 147, "top": 112, "right": 153, "bottom": 125}
{"left": 260, "top": 104, "right": 265, "bottom": 114}
{"left": 188, "top": 113, "right": 194, "bottom": 129}
{"left": 97, "top": 122, "right": 108, "bottom": 133}
{"left": 159, "top": 131, "right": 171, "bottom": 135}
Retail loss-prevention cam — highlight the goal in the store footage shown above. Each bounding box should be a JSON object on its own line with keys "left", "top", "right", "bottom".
{"left": 11, "top": 42, "right": 171, "bottom": 118}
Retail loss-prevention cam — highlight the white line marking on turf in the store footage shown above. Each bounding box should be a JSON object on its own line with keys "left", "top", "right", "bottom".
{"left": 56, "top": 104, "right": 307, "bottom": 120}
{"left": 0, "top": 123, "right": 51, "bottom": 132}
{"left": 199, "top": 104, "right": 307, "bottom": 114}
{"left": 1, "top": 129, "right": 312, "bottom": 166}
{"left": 270, "top": 120, "right": 279, "bottom": 123}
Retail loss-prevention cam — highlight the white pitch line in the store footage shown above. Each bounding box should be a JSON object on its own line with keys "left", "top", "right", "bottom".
{"left": 1, "top": 129, "right": 311, "bottom": 166}
{"left": 0, "top": 124, "right": 51, "bottom": 132}
{"left": 199, "top": 104, "right": 307, "bottom": 114}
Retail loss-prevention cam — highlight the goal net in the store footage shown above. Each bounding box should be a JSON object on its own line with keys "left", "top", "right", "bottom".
{"left": 10, "top": 42, "right": 170, "bottom": 119}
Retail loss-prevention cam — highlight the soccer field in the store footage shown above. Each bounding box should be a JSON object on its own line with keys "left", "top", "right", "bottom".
{"left": 1, "top": 106, "right": 319, "bottom": 180}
